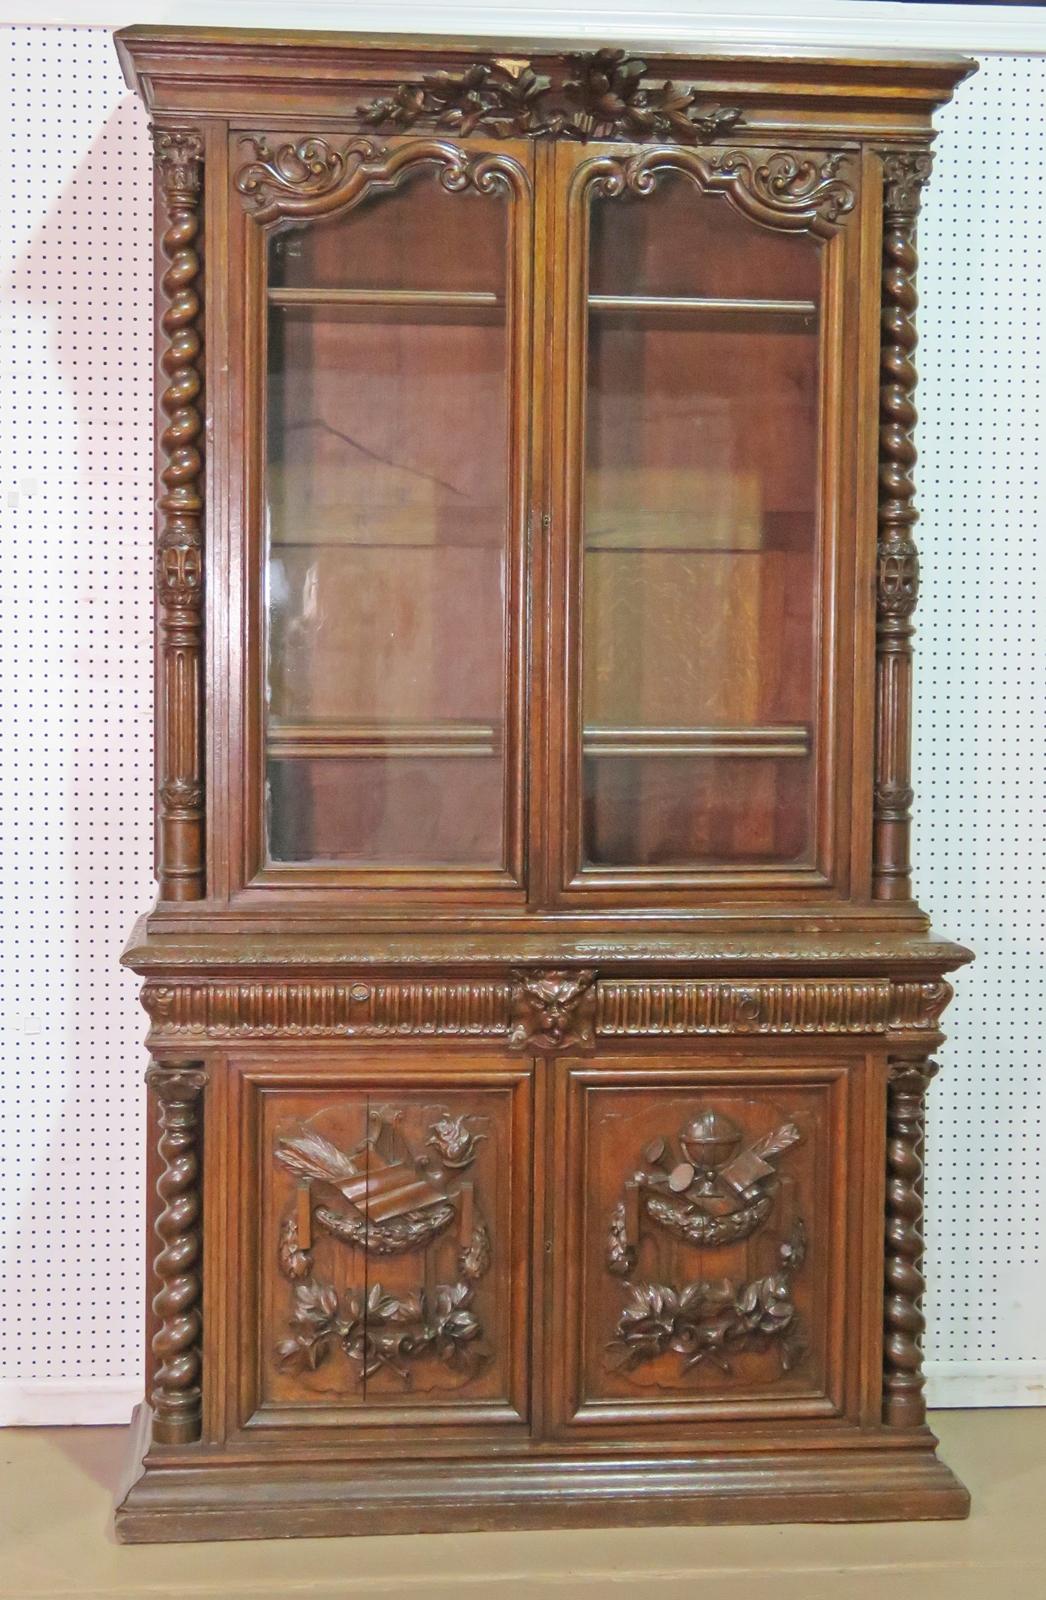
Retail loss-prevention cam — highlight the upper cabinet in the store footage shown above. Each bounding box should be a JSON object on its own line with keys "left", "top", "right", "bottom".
{"left": 119, "top": 31, "right": 975, "bottom": 921}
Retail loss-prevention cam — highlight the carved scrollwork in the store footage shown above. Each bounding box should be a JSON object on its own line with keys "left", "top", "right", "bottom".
{"left": 151, "top": 127, "right": 205, "bottom": 901}
{"left": 874, "top": 147, "right": 933, "bottom": 902}
{"left": 234, "top": 135, "right": 527, "bottom": 223}
{"left": 508, "top": 968, "right": 597, "bottom": 1054}
{"left": 589, "top": 145, "right": 854, "bottom": 236}
{"left": 357, "top": 49, "right": 743, "bottom": 144}
{"left": 145, "top": 1061, "right": 208, "bottom": 1444}
{"left": 884, "top": 1058, "right": 938, "bottom": 1426}
{"left": 609, "top": 1221, "right": 807, "bottom": 1376}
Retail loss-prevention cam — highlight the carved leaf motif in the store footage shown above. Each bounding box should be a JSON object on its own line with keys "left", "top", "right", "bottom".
{"left": 459, "top": 1216, "right": 492, "bottom": 1282}
{"left": 608, "top": 1222, "right": 807, "bottom": 1378}
{"left": 357, "top": 51, "right": 741, "bottom": 144}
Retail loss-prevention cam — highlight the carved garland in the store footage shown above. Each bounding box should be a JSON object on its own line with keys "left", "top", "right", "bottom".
{"left": 874, "top": 149, "right": 934, "bottom": 902}
{"left": 356, "top": 49, "right": 744, "bottom": 144}
{"left": 152, "top": 129, "right": 205, "bottom": 902}
{"left": 884, "top": 1058, "right": 938, "bottom": 1426}
{"left": 145, "top": 1062, "right": 208, "bottom": 1444}
{"left": 610, "top": 1222, "right": 807, "bottom": 1377}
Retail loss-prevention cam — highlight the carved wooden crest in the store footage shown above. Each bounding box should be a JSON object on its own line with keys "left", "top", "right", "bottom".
{"left": 274, "top": 1107, "right": 491, "bottom": 1386}
{"left": 357, "top": 50, "right": 744, "bottom": 144}
{"left": 605, "top": 1107, "right": 807, "bottom": 1378}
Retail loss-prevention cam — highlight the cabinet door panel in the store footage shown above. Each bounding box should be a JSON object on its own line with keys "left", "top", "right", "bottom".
{"left": 548, "top": 144, "right": 866, "bottom": 903}
{"left": 550, "top": 1056, "right": 874, "bottom": 1434}
{"left": 227, "top": 1055, "right": 533, "bottom": 1434}
{"left": 234, "top": 137, "right": 535, "bottom": 900}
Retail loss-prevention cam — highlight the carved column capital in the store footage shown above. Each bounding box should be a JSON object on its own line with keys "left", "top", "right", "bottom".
{"left": 151, "top": 126, "right": 204, "bottom": 197}
{"left": 881, "top": 148, "right": 933, "bottom": 219}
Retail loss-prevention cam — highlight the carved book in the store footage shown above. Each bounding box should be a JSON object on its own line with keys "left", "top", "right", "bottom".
{"left": 115, "top": 27, "right": 977, "bottom": 1540}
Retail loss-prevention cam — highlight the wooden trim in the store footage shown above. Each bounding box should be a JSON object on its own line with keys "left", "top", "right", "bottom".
{"left": 139, "top": 973, "right": 955, "bottom": 1042}
{"left": 266, "top": 722, "right": 500, "bottom": 759}
{"left": 588, "top": 293, "right": 817, "bottom": 317}
{"left": 584, "top": 726, "right": 811, "bottom": 759}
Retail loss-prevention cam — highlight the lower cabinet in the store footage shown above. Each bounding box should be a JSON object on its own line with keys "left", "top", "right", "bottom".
{"left": 221, "top": 1043, "right": 881, "bottom": 1446}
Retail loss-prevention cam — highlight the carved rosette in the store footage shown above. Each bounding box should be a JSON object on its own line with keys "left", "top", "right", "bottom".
{"left": 356, "top": 50, "right": 743, "bottom": 144}
{"left": 874, "top": 149, "right": 933, "bottom": 902}
{"left": 884, "top": 1057, "right": 938, "bottom": 1426}
{"left": 152, "top": 128, "right": 205, "bottom": 902}
{"left": 145, "top": 1062, "right": 208, "bottom": 1444}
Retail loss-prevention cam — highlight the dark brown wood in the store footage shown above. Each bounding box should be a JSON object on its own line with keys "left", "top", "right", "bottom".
{"left": 883, "top": 1055, "right": 938, "bottom": 1426}
{"left": 144, "top": 1060, "right": 208, "bottom": 1443}
{"left": 152, "top": 129, "right": 206, "bottom": 902}
{"left": 115, "top": 27, "right": 975, "bottom": 1542}
{"left": 873, "top": 149, "right": 933, "bottom": 903}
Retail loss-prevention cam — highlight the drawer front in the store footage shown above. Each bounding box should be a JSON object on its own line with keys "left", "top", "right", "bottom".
{"left": 224, "top": 1052, "right": 534, "bottom": 1435}
{"left": 549, "top": 1050, "right": 880, "bottom": 1434}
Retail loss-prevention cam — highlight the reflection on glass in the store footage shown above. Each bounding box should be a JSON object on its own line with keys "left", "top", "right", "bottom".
{"left": 582, "top": 176, "right": 823, "bottom": 869}
{"left": 264, "top": 174, "right": 510, "bottom": 867}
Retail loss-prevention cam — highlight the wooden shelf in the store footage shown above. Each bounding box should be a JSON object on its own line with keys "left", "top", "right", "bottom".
{"left": 583, "top": 726, "right": 810, "bottom": 759}
{"left": 267, "top": 721, "right": 500, "bottom": 759}
{"left": 588, "top": 294, "right": 816, "bottom": 318}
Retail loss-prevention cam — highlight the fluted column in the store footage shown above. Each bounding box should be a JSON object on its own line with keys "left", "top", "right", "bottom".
{"left": 145, "top": 1061, "right": 208, "bottom": 1444}
{"left": 873, "top": 149, "right": 933, "bottom": 901}
{"left": 152, "top": 128, "right": 205, "bottom": 901}
{"left": 883, "top": 1056, "right": 938, "bottom": 1426}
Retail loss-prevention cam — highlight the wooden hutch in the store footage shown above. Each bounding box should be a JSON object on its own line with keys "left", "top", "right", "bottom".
{"left": 115, "top": 26, "right": 976, "bottom": 1539}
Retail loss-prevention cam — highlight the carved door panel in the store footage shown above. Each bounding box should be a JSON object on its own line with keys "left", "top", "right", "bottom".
{"left": 546, "top": 139, "right": 868, "bottom": 906}
{"left": 227, "top": 135, "right": 536, "bottom": 905}
{"left": 549, "top": 1054, "right": 878, "bottom": 1434}
{"left": 226, "top": 1055, "right": 533, "bottom": 1434}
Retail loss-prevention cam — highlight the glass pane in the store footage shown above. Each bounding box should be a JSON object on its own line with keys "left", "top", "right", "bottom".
{"left": 582, "top": 175, "right": 822, "bottom": 870}
{"left": 264, "top": 171, "right": 511, "bottom": 868}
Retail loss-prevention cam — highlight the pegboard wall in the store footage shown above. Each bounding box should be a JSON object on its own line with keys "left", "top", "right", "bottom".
{"left": 0, "top": 26, "right": 1042, "bottom": 1422}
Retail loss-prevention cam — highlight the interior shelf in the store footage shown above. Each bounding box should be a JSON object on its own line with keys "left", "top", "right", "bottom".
{"left": 584, "top": 726, "right": 810, "bottom": 758}
{"left": 588, "top": 293, "right": 817, "bottom": 318}
{"left": 267, "top": 721, "right": 501, "bottom": 759}
{"left": 266, "top": 722, "right": 810, "bottom": 761}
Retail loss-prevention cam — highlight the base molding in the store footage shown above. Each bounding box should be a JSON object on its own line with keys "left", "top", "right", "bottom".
{"left": 115, "top": 1406, "right": 970, "bottom": 1543}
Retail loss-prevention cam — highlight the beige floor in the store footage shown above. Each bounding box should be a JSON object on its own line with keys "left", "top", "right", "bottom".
{"left": 2, "top": 1412, "right": 1044, "bottom": 1600}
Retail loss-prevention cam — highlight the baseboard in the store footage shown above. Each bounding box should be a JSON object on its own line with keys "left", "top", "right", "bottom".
{"left": 0, "top": 1377, "right": 141, "bottom": 1426}
{"left": 925, "top": 1361, "right": 1046, "bottom": 1408}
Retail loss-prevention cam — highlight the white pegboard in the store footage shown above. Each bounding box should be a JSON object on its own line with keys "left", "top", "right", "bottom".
{"left": 917, "top": 55, "right": 1046, "bottom": 1395}
{"left": 0, "top": 26, "right": 1042, "bottom": 1420}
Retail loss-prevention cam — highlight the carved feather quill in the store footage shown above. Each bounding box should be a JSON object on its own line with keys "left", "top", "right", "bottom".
{"left": 275, "top": 1131, "right": 359, "bottom": 1186}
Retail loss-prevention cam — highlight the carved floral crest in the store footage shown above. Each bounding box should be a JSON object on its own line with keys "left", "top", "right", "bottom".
{"left": 358, "top": 50, "right": 744, "bottom": 144}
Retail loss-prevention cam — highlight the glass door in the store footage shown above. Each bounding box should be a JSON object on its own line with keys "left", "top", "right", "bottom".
{"left": 550, "top": 145, "right": 859, "bottom": 902}
{"left": 252, "top": 144, "right": 533, "bottom": 894}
